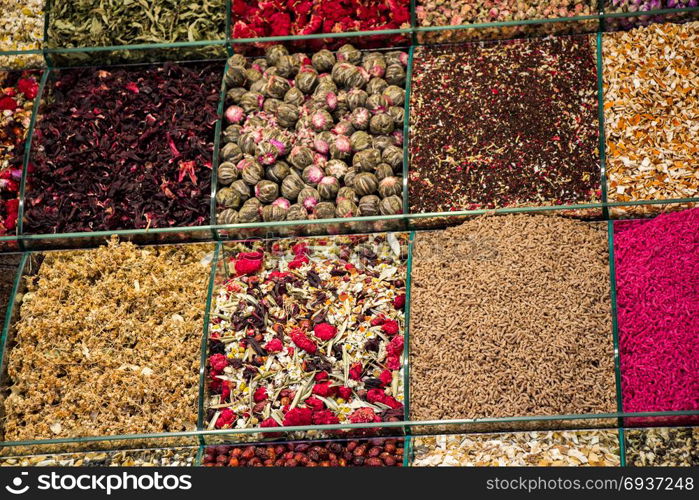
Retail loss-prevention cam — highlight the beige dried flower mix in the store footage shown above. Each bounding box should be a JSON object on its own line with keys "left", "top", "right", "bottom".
{"left": 1, "top": 240, "right": 214, "bottom": 441}
{"left": 0, "top": 0, "right": 45, "bottom": 69}
{"left": 412, "top": 431, "right": 621, "bottom": 466}
{"left": 0, "top": 447, "right": 197, "bottom": 467}
{"left": 603, "top": 22, "right": 699, "bottom": 217}
{"left": 410, "top": 215, "right": 617, "bottom": 422}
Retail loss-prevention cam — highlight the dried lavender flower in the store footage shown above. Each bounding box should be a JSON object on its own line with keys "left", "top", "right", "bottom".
{"left": 359, "top": 195, "right": 381, "bottom": 216}
{"left": 336, "top": 199, "right": 358, "bottom": 218}
{"left": 218, "top": 208, "right": 239, "bottom": 225}
{"left": 255, "top": 180, "right": 279, "bottom": 204}
{"left": 353, "top": 172, "right": 379, "bottom": 196}
{"left": 318, "top": 176, "right": 341, "bottom": 200}
{"left": 217, "top": 162, "right": 239, "bottom": 186}
{"left": 379, "top": 195, "right": 403, "bottom": 215}
{"left": 312, "top": 50, "right": 336, "bottom": 72}
{"left": 350, "top": 131, "right": 372, "bottom": 152}
{"left": 353, "top": 148, "right": 382, "bottom": 172}
{"left": 370, "top": 113, "right": 395, "bottom": 135}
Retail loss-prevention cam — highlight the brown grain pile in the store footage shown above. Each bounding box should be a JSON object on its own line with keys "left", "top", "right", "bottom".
{"left": 410, "top": 215, "right": 616, "bottom": 422}
{"left": 1, "top": 240, "right": 214, "bottom": 441}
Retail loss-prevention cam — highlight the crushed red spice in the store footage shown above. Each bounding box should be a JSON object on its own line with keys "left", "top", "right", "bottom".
{"left": 409, "top": 36, "right": 601, "bottom": 214}
{"left": 24, "top": 62, "right": 223, "bottom": 234}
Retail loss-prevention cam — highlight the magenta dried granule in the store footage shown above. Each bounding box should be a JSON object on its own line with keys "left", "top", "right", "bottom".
{"left": 614, "top": 208, "right": 699, "bottom": 415}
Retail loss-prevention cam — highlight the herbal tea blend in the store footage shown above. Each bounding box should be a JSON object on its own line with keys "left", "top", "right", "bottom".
{"left": 1, "top": 240, "right": 214, "bottom": 441}
{"left": 203, "top": 438, "right": 404, "bottom": 467}
{"left": 0, "top": 254, "right": 21, "bottom": 325}
{"left": 604, "top": 22, "right": 699, "bottom": 217}
{"left": 0, "top": 448, "right": 198, "bottom": 467}
{"left": 47, "top": 0, "right": 225, "bottom": 48}
{"left": 231, "top": 0, "right": 410, "bottom": 46}
{"left": 409, "top": 36, "right": 600, "bottom": 214}
{"left": 626, "top": 428, "right": 699, "bottom": 467}
{"left": 216, "top": 45, "right": 407, "bottom": 225}
{"left": 412, "top": 431, "right": 621, "bottom": 467}
{"left": 206, "top": 234, "right": 407, "bottom": 431}
{"left": 24, "top": 62, "right": 223, "bottom": 234}
{"left": 1, "top": 71, "right": 40, "bottom": 236}
{"left": 410, "top": 215, "right": 616, "bottom": 422}
{"left": 604, "top": 1, "right": 699, "bottom": 30}
{"left": 614, "top": 208, "right": 699, "bottom": 415}
{"left": 0, "top": 0, "right": 44, "bottom": 69}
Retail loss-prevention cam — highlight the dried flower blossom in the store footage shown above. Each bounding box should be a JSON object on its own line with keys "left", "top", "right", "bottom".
{"left": 0, "top": 0, "right": 44, "bottom": 69}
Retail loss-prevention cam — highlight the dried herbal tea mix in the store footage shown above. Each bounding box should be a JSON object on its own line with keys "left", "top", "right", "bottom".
{"left": 24, "top": 62, "right": 222, "bottom": 234}
{"left": 0, "top": 448, "right": 197, "bottom": 467}
{"left": 216, "top": 45, "right": 407, "bottom": 226}
{"left": 47, "top": 0, "right": 225, "bottom": 48}
{"left": 409, "top": 36, "right": 600, "bottom": 214}
{"left": 626, "top": 427, "right": 699, "bottom": 467}
{"left": 604, "top": 22, "right": 699, "bottom": 217}
{"left": 410, "top": 215, "right": 616, "bottom": 422}
{"left": 412, "top": 431, "right": 621, "bottom": 467}
{"left": 0, "top": 253, "right": 21, "bottom": 325}
{"left": 605, "top": 1, "right": 699, "bottom": 30}
{"left": 1, "top": 71, "right": 40, "bottom": 236}
{"left": 232, "top": 0, "right": 410, "bottom": 48}
{"left": 206, "top": 233, "right": 407, "bottom": 431}
{"left": 1, "top": 240, "right": 214, "bottom": 441}
{"left": 416, "top": 1, "right": 595, "bottom": 43}
{"left": 614, "top": 208, "right": 699, "bottom": 415}
{"left": 203, "top": 438, "right": 404, "bottom": 467}
{"left": 0, "top": 0, "right": 44, "bottom": 69}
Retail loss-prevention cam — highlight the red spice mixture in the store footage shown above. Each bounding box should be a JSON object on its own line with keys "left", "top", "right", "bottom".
{"left": 206, "top": 233, "right": 407, "bottom": 432}
{"left": 24, "top": 62, "right": 223, "bottom": 233}
{"left": 409, "top": 36, "right": 601, "bottom": 213}
{"left": 232, "top": 0, "right": 410, "bottom": 48}
{"left": 1, "top": 71, "right": 40, "bottom": 236}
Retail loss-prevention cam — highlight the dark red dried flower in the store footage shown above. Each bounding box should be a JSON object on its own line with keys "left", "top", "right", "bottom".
{"left": 283, "top": 407, "right": 313, "bottom": 426}
{"left": 348, "top": 407, "right": 381, "bottom": 424}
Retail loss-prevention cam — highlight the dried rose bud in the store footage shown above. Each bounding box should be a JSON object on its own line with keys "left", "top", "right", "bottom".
{"left": 325, "top": 159, "right": 348, "bottom": 180}
{"left": 370, "top": 113, "right": 394, "bottom": 135}
{"left": 281, "top": 172, "right": 305, "bottom": 200}
{"left": 239, "top": 91, "right": 264, "bottom": 113}
{"left": 353, "top": 172, "right": 379, "bottom": 196}
{"left": 223, "top": 124, "right": 242, "bottom": 144}
{"left": 382, "top": 145, "right": 403, "bottom": 169}
{"left": 241, "top": 159, "right": 265, "bottom": 186}
{"left": 318, "top": 176, "right": 340, "bottom": 200}
{"left": 337, "top": 44, "right": 361, "bottom": 65}
{"left": 388, "top": 106, "right": 404, "bottom": 126}
{"left": 311, "top": 109, "right": 333, "bottom": 132}
{"left": 337, "top": 186, "right": 358, "bottom": 203}
{"left": 225, "top": 105, "right": 245, "bottom": 124}
{"left": 375, "top": 163, "right": 395, "bottom": 181}
{"left": 218, "top": 208, "right": 239, "bottom": 225}
{"left": 295, "top": 67, "right": 318, "bottom": 94}
{"left": 366, "top": 77, "right": 388, "bottom": 96}
{"left": 286, "top": 204, "right": 308, "bottom": 221}
{"left": 238, "top": 203, "right": 262, "bottom": 223}
{"left": 262, "top": 204, "right": 288, "bottom": 222}
{"left": 312, "top": 50, "right": 336, "bottom": 72}
{"left": 379, "top": 176, "right": 402, "bottom": 198}
{"left": 230, "top": 179, "right": 251, "bottom": 201}
{"left": 350, "top": 131, "right": 371, "bottom": 152}
{"left": 266, "top": 161, "right": 290, "bottom": 184}
{"left": 289, "top": 146, "right": 314, "bottom": 170}
{"left": 284, "top": 87, "right": 305, "bottom": 107}
{"left": 263, "top": 98, "right": 283, "bottom": 115}
{"left": 353, "top": 148, "right": 381, "bottom": 172}
{"left": 264, "top": 75, "right": 291, "bottom": 99}
{"left": 277, "top": 103, "right": 299, "bottom": 129}
{"left": 332, "top": 120, "right": 354, "bottom": 136}
{"left": 382, "top": 86, "right": 405, "bottom": 107}
{"left": 216, "top": 187, "right": 241, "bottom": 209}
{"left": 298, "top": 187, "right": 320, "bottom": 210}
{"left": 391, "top": 130, "right": 403, "bottom": 147}
{"left": 379, "top": 195, "right": 403, "bottom": 215}
{"left": 336, "top": 199, "right": 358, "bottom": 218}
{"left": 255, "top": 180, "right": 279, "bottom": 203}
{"left": 350, "top": 107, "right": 370, "bottom": 130}
{"left": 265, "top": 45, "right": 289, "bottom": 66}
{"left": 218, "top": 162, "right": 239, "bottom": 186}
{"left": 358, "top": 195, "right": 381, "bottom": 216}
{"left": 220, "top": 142, "right": 243, "bottom": 163}
{"left": 362, "top": 53, "right": 386, "bottom": 78}
{"left": 385, "top": 64, "right": 406, "bottom": 86}
{"left": 313, "top": 201, "right": 336, "bottom": 220}
{"left": 224, "top": 65, "right": 247, "bottom": 88}
{"left": 227, "top": 87, "right": 247, "bottom": 104}
{"left": 330, "top": 135, "right": 352, "bottom": 160}
{"left": 276, "top": 55, "right": 300, "bottom": 79}
{"left": 343, "top": 168, "right": 358, "bottom": 188}
{"left": 366, "top": 94, "right": 388, "bottom": 113}
{"left": 302, "top": 165, "right": 324, "bottom": 186}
